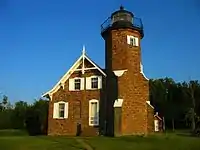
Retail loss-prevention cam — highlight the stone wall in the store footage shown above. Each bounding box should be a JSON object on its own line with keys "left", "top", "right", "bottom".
{"left": 104, "top": 28, "right": 151, "bottom": 135}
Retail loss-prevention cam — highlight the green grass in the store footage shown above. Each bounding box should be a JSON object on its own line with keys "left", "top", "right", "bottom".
{"left": 0, "top": 136, "right": 83, "bottom": 150}
{"left": 84, "top": 133, "right": 200, "bottom": 150}
{"left": 0, "top": 130, "right": 200, "bottom": 150}
{"left": 0, "top": 129, "right": 28, "bottom": 136}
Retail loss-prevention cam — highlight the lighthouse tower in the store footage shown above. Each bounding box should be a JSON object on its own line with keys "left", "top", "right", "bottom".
{"left": 101, "top": 6, "right": 152, "bottom": 136}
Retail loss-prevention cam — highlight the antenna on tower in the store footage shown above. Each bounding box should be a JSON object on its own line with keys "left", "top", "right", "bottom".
{"left": 82, "top": 45, "right": 86, "bottom": 55}
{"left": 120, "top": 5, "right": 124, "bottom": 10}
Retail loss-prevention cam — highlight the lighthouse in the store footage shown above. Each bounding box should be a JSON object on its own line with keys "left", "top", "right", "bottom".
{"left": 101, "top": 6, "right": 152, "bottom": 136}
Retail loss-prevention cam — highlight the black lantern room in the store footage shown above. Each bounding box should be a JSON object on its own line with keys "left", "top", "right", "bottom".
{"left": 101, "top": 6, "right": 144, "bottom": 38}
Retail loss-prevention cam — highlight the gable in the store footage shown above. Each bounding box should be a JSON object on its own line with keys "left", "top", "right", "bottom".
{"left": 77, "top": 59, "right": 94, "bottom": 69}
{"left": 42, "top": 46, "right": 106, "bottom": 99}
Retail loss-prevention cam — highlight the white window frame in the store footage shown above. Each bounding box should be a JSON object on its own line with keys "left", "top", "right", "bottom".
{"left": 58, "top": 103, "right": 65, "bottom": 118}
{"left": 86, "top": 76, "right": 102, "bottom": 90}
{"left": 69, "top": 77, "right": 84, "bottom": 91}
{"left": 89, "top": 99, "right": 99, "bottom": 126}
{"left": 91, "top": 76, "right": 98, "bottom": 89}
{"left": 53, "top": 101, "right": 68, "bottom": 119}
{"left": 74, "top": 78, "right": 81, "bottom": 90}
{"left": 127, "top": 35, "right": 139, "bottom": 47}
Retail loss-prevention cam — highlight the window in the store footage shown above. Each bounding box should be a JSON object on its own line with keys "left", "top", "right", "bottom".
{"left": 91, "top": 77, "right": 98, "bottom": 89}
{"left": 89, "top": 100, "right": 99, "bottom": 126}
{"left": 53, "top": 102, "right": 68, "bottom": 119}
{"left": 130, "top": 37, "right": 136, "bottom": 46}
{"left": 74, "top": 79, "right": 81, "bottom": 90}
{"left": 86, "top": 76, "right": 102, "bottom": 90}
{"left": 69, "top": 78, "right": 84, "bottom": 91}
{"left": 127, "top": 35, "right": 139, "bottom": 46}
{"left": 59, "top": 103, "right": 65, "bottom": 118}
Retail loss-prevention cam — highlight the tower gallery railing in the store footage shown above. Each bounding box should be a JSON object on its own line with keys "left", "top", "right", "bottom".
{"left": 100, "top": 16, "right": 143, "bottom": 33}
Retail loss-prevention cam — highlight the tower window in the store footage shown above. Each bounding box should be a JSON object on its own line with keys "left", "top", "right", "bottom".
{"left": 127, "top": 35, "right": 139, "bottom": 47}
{"left": 130, "top": 37, "right": 136, "bottom": 46}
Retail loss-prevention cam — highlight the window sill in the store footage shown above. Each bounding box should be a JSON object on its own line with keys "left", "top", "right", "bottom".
{"left": 129, "top": 44, "right": 138, "bottom": 47}
{"left": 69, "top": 89, "right": 82, "bottom": 91}
{"left": 55, "top": 117, "right": 67, "bottom": 120}
{"left": 89, "top": 124, "right": 99, "bottom": 127}
{"left": 88, "top": 88, "right": 101, "bottom": 90}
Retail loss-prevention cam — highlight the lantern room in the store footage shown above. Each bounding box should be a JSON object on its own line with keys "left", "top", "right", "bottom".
{"left": 101, "top": 6, "right": 144, "bottom": 38}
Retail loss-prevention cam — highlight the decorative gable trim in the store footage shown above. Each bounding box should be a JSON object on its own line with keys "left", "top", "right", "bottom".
{"left": 42, "top": 45, "right": 106, "bottom": 99}
{"left": 146, "top": 101, "right": 154, "bottom": 109}
{"left": 154, "top": 112, "right": 162, "bottom": 120}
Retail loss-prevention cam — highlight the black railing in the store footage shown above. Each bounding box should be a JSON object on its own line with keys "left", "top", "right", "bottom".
{"left": 101, "top": 16, "right": 143, "bottom": 33}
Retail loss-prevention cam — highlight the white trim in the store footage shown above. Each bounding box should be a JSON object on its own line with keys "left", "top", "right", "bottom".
{"left": 64, "top": 102, "right": 69, "bottom": 119}
{"left": 146, "top": 101, "right": 154, "bottom": 109}
{"left": 84, "top": 54, "right": 106, "bottom": 76}
{"left": 86, "top": 76, "right": 91, "bottom": 90}
{"left": 154, "top": 120, "right": 159, "bottom": 132}
{"left": 53, "top": 103, "right": 59, "bottom": 119}
{"left": 135, "top": 37, "right": 139, "bottom": 46}
{"left": 73, "top": 77, "right": 84, "bottom": 91}
{"left": 113, "top": 99, "right": 123, "bottom": 107}
{"left": 86, "top": 75, "right": 102, "bottom": 90}
{"left": 53, "top": 101, "right": 69, "bottom": 119}
{"left": 89, "top": 99, "right": 99, "bottom": 126}
{"left": 127, "top": 35, "right": 131, "bottom": 44}
{"left": 113, "top": 70, "right": 127, "bottom": 77}
{"left": 69, "top": 78, "right": 75, "bottom": 91}
{"left": 80, "top": 78, "right": 85, "bottom": 90}
{"left": 140, "top": 62, "right": 149, "bottom": 80}
{"left": 127, "top": 35, "right": 139, "bottom": 46}
{"left": 90, "top": 76, "right": 99, "bottom": 90}
{"left": 75, "top": 67, "right": 96, "bottom": 71}
{"left": 42, "top": 46, "right": 106, "bottom": 98}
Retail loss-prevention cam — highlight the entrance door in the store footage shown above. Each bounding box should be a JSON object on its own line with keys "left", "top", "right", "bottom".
{"left": 154, "top": 120, "right": 159, "bottom": 132}
{"left": 114, "top": 107, "right": 122, "bottom": 136}
{"left": 73, "top": 101, "right": 81, "bottom": 119}
{"left": 73, "top": 101, "right": 81, "bottom": 136}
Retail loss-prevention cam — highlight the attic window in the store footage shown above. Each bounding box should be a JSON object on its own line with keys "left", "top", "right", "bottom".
{"left": 91, "top": 77, "right": 98, "bottom": 89}
{"left": 74, "top": 79, "right": 81, "bottom": 90}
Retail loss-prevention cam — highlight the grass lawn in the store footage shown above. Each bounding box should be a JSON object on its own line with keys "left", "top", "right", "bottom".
{"left": 0, "top": 130, "right": 200, "bottom": 150}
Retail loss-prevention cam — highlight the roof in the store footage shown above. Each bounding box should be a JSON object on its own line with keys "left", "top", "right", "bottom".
{"left": 42, "top": 45, "right": 106, "bottom": 98}
{"left": 154, "top": 112, "right": 162, "bottom": 120}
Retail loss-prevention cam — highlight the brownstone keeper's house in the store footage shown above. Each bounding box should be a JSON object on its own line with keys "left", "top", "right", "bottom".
{"left": 42, "top": 6, "right": 162, "bottom": 136}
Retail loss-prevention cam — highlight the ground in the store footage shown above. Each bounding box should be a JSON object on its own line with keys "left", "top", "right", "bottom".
{"left": 0, "top": 130, "right": 200, "bottom": 150}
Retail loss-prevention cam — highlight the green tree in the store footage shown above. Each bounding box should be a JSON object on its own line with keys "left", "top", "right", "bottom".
{"left": 11, "top": 101, "right": 28, "bottom": 129}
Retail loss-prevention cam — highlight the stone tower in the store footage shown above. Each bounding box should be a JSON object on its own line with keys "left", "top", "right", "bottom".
{"left": 101, "top": 6, "right": 151, "bottom": 136}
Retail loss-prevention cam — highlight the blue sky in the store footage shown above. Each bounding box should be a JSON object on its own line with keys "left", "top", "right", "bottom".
{"left": 0, "top": 0, "right": 200, "bottom": 103}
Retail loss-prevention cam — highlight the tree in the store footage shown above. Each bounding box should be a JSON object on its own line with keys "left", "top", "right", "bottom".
{"left": 2, "top": 95, "right": 8, "bottom": 110}
{"left": 25, "top": 99, "right": 49, "bottom": 135}
{"left": 11, "top": 101, "right": 28, "bottom": 129}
